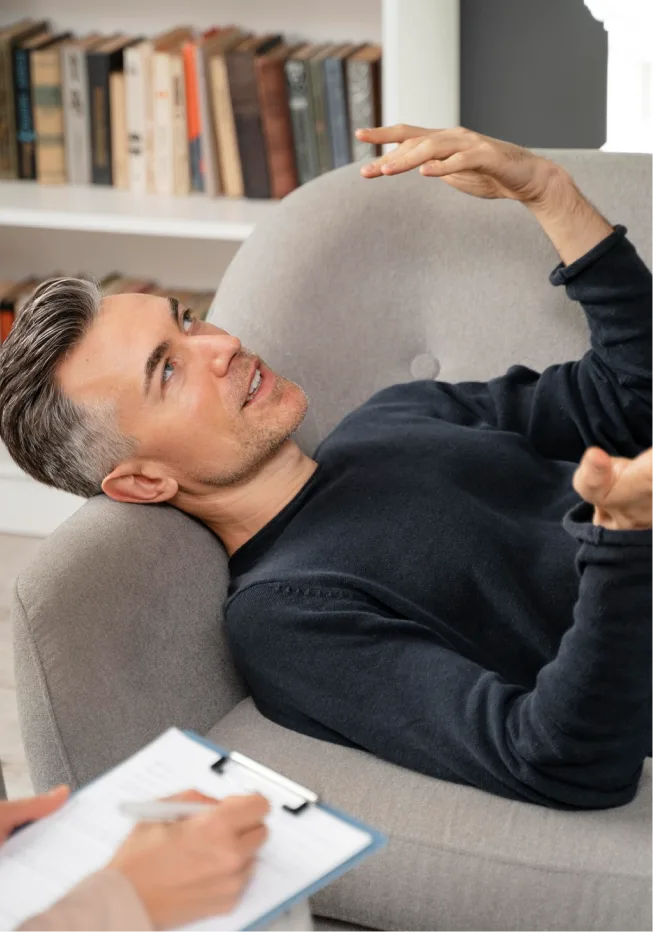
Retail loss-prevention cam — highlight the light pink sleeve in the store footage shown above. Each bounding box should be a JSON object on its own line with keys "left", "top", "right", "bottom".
{"left": 17, "top": 869, "right": 152, "bottom": 931}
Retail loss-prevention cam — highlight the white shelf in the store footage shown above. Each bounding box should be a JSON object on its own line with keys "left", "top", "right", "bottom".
{"left": 0, "top": 445, "right": 84, "bottom": 536}
{"left": 0, "top": 182, "right": 278, "bottom": 241}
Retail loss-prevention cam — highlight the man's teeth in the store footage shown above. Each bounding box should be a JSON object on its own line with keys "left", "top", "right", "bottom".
{"left": 247, "top": 368, "right": 262, "bottom": 399}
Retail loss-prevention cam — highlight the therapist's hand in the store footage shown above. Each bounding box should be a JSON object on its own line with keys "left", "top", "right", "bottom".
{"left": 109, "top": 789, "right": 270, "bottom": 930}
{"left": 0, "top": 785, "right": 70, "bottom": 842}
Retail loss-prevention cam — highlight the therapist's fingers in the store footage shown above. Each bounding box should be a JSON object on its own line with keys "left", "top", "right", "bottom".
{"left": 161, "top": 789, "right": 221, "bottom": 806}
{"left": 199, "top": 793, "right": 271, "bottom": 836}
{"left": 0, "top": 785, "right": 70, "bottom": 840}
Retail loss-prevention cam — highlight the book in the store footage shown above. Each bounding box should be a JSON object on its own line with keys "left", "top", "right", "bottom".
{"left": 208, "top": 28, "right": 247, "bottom": 197}
{"left": 109, "top": 68, "right": 128, "bottom": 188}
{"left": 169, "top": 36, "right": 191, "bottom": 196}
{"left": 255, "top": 42, "right": 299, "bottom": 199}
{"left": 0, "top": 20, "right": 48, "bottom": 179}
{"left": 346, "top": 44, "right": 382, "bottom": 161}
{"left": 124, "top": 39, "right": 154, "bottom": 194}
{"left": 193, "top": 32, "right": 217, "bottom": 195}
{"left": 194, "top": 28, "right": 233, "bottom": 196}
{"left": 87, "top": 35, "right": 135, "bottom": 186}
{"left": 285, "top": 44, "right": 321, "bottom": 186}
{"left": 12, "top": 28, "right": 52, "bottom": 180}
{"left": 0, "top": 279, "right": 17, "bottom": 343}
{"left": 324, "top": 43, "right": 359, "bottom": 169}
{"left": 308, "top": 44, "right": 338, "bottom": 176}
{"left": 182, "top": 39, "right": 202, "bottom": 192}
{"left": 61, "top": 34, "right": 103, "bottom": 184}
{"left": 152, "top": 27, "right": 193, "bottom": 197}
{"left": 226, "top": 34, "right": 282, "bottom": 199}
{"left": 12, "top": 276, "right": 40, "bottom": 318}
{"left": 31, "top": 34, "right": 73, "bottom": 184}
{"left": 0, "top": 277, "right": 38, "bottom": 342}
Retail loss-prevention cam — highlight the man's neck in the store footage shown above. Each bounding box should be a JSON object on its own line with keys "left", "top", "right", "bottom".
{"left": 178, "top": 442, "right": 318, "bottom": 557}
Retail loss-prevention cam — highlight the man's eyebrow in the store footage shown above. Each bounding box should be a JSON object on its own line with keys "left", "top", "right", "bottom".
{"left": 143, "top": 298, "right": 181, "bottom": 398}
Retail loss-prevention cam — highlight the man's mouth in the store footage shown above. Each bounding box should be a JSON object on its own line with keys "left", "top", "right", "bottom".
{"left": 242, "top": 357, "right": 272, "bottom": 407}
{"left": 246, "top": 366, "right": 262, "bottom": 403}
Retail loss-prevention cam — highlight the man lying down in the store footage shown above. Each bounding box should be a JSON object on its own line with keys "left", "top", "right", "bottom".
{"left": 1, "top": 125, "right": 650, "bottom": 810}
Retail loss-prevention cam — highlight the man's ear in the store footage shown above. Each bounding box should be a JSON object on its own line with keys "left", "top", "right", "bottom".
{"left": 101, "top": 463, "right": 178, "bottom": 504}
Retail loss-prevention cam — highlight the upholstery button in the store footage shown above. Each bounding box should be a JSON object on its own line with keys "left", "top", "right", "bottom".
{"left": 410, "top": 353, "right": 440, "bottom": 380}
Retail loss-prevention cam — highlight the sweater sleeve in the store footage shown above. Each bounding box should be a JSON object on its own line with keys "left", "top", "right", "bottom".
{"left": 230, "top": 504, "right": 651, "bottom": 810}
{"left": 17, "top": 870, "right": 152, "bottom": 931}
{"left": 440, "top": 225, "right": 652, "bottom": 461}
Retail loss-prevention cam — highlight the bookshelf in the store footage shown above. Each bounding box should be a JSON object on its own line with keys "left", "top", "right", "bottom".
{"left": 0, "top": 181, "right": 275, "bottom": 241}
{"left": 0, "top": 0, "right": 460, "bottom": 536}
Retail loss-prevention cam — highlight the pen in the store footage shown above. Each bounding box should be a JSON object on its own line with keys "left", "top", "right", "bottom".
{"left": 119, "top": 801, "right": 216, "bottom": 822}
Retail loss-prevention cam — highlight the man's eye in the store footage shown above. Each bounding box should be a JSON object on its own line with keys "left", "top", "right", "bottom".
{"left": 162, "top": 361, "right": 175, "bottom": 384}
{"left": 182, "top": 310, "right": 195, "bottom": 332}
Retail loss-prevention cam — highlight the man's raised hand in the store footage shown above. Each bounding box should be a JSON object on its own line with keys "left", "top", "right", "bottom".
{"left": 573, "top": 447, "right": 652, "bottom": 531}
{"left": 357, "top": 124, "right": 559, "bottom": 204}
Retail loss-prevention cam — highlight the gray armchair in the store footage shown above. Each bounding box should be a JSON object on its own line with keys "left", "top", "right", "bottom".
{"left": 12, "top": 152, "right": 652, "bottom": 931}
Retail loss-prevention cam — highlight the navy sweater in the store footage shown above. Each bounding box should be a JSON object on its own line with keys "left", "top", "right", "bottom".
{"left": 226, "top": 226, "right": 652, "bottom": 810}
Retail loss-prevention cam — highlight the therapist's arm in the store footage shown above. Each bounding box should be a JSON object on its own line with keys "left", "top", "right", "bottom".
{"left": 8, "top": 790, "right": 269, "bottom": 931}
{"left": 18, "top": 870, "right": 152, "bottom": 932}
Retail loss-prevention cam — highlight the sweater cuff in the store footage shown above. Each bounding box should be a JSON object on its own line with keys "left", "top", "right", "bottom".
{"left": 549, "top": 224, "right": 627, "bottom": 286}
{"left": 563, "top": 500, "right": 653, "bottom": 547}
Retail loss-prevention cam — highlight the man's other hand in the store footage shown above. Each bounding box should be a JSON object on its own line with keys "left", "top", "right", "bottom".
{"left": 110, "top": 789, "right": 270, "bottom": 930}
{"left": 0, "top": 785, "right": 70, "bottom": 842}
{"left": 358, "top": 124, "right": 559, "bottom": 204}
{"left": 573, "top": 447, "right": 652, "bottom": 531}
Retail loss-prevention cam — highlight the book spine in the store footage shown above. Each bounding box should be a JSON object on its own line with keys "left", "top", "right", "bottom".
{"left": 324, "top": 57, "right": 351, "bottom": 169}
{"left": 87, "top": 52, "right": 113, "bottom": 184}
{"left": 309, "top": 58, "right": 332, "bottom": 175}
{"left": 226, "top": 50, "right": 270, "bottom": 199}
{"left": 31, "top": 48, "right": 67, "bottom": 184}
{"left": 13, "top": 47, "right": 37, "bottom": 180}
{"left": 0, "top": 309, "right": 14, "bottom": 344}
{"left": 256, "top": 56, "right": 298, "bottom": 199}
{"left": 182, "top": 42, "right": 203, "bottom": 193}
{"left": 109, "top": 71, "right": 128, "bottom": 188}
{"left": 284, "top": 58, "right": 319, "bottom": 186}
{"left": 170, "top": 51, "right": 190, "bottom": 196}
{"left": 0, "top": 39, "right": 18, "bottom": 179}
{"left": 347, "top": 60, "right": 376, "bottom": 161}
{"left": 195, "top": 43, "right": 220, "bottom": 196}
{"left": 62, "top": 46, "right": 92, "bottom": 184}
{"left": 125, "top": 44, "right": 149, "bottom": 194}
{"left": 210, "top": 53, "right": 243, "bottom": 198}
{"left": 152, "top": 50, "right": 174, "bottom": 196}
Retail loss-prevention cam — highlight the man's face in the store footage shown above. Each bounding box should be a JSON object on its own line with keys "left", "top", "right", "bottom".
{"left": 57, "top": 293, "right": 308, "bottom": 492}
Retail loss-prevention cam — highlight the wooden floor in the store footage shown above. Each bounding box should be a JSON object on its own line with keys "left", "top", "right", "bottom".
{"left": 0, "top": 533, "right": 41, "bottom": 799}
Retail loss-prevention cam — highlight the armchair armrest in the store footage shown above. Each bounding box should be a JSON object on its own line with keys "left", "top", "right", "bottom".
{"left": 13, "top": 495, "right": 247, "bottom": 792}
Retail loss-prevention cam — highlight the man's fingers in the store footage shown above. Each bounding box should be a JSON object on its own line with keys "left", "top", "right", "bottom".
{"left": 356, "top": 124, "right": 432, "bottom": 144}
{"left": 379, "top": 135, "right": 464, "bottom": 176}
{"left": 361, "top": 137, "right": 424, "bottom": 178}
{"left": 420, "top": 149, "right": 488, "bottom": 177}
{"left": 573, "top": 447, "right": 614, "bottom": 504}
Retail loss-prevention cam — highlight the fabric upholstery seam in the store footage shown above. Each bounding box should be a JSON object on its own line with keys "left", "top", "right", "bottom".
{"left": 14, "top": 582, "right": 76, "bottom": 787}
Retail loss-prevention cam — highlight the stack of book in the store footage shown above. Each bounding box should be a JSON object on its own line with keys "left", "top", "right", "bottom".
{"left": 0, "top": 19, "right": 382, "bottom": 199}
{"left": 0, "top": 273, "right": 214, "bottom": 345}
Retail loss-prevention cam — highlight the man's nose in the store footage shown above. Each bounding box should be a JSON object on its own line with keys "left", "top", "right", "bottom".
{"left": 200, "top": 333, "right": 242, "bottom": 376}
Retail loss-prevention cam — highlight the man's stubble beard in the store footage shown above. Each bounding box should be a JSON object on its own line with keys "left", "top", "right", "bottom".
{"left": 195, "top": 375, "right": 309, "bottom": 489}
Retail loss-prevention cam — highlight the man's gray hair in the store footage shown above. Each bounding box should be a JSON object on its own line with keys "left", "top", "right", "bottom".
{"left": 0, "top": 277, "right": 136, "bottom": 498}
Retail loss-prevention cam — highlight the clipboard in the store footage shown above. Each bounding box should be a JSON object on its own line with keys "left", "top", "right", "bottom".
{"left": 185, "top": 731, "right": 387, "bottom": 931}
{"left": 0, "top": 727, "right": 387, "bottom": 932}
